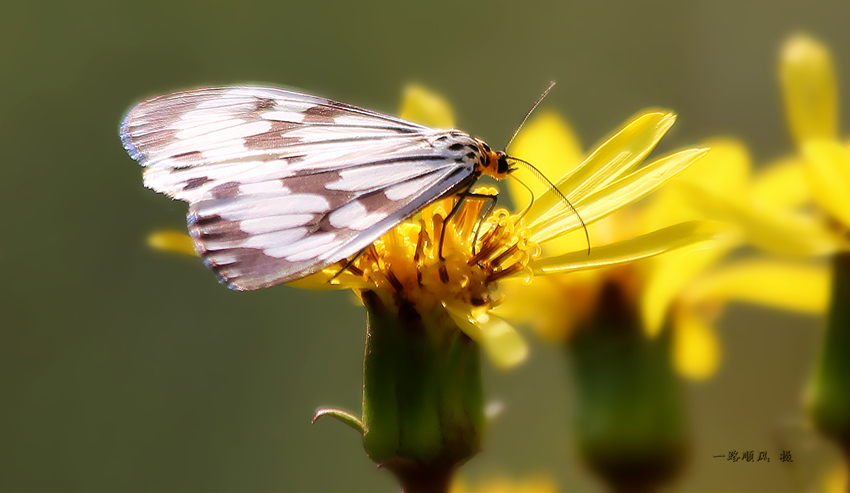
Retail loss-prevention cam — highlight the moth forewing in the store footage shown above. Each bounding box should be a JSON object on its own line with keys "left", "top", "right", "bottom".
{"left": 120, "top": 86, "right": 506, "bottom": 290}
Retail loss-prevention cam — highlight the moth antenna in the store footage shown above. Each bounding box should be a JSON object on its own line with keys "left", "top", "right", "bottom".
{"left": 504, "top": 81, "right": 556, "bottom": 152}
{"left": 508, "top": 157, "right": 591, "bottom": 255}
{"left": 508, "top": 173, "right": 536, "bottom": 220}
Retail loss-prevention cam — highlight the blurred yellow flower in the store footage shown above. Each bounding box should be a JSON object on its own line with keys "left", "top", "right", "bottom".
{"left": 780, "top": 34, "right": 850, "bottom": 483}
{"left": 821, "top": 461, "right": 848, "bottom": 493}
{"left": 643, "top": 136, "right": 832, "bottom": 379}
{"left": 781, "top": 34, "right": 850, "bottom": 250}
{"left": 497, "top": 109, "right": 830, "bottom": 379}
{"left": 451, "top": 475, "right": 558, "bottom": 493}
{"left": 147, "top": 229, "right": 197, "bottom": 256}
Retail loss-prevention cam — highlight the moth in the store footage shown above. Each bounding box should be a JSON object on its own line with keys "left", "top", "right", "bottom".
{"left": 120, "top": 86, "right": 523, "bottom": 291}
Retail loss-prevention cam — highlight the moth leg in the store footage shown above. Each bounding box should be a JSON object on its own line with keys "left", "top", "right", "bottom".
{"left": 439, "top": 190, "right": 498, "bottom": 260}
{"left": 329, "top": 250, "right": 367, "bottom": 283}
{"left": 470, "top": 193, "right": 498, "bottom": 255}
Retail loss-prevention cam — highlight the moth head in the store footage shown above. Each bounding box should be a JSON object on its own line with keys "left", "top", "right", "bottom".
{"left": 496, "top": 151, "right": 512, "bottom": 176}
{"left": 475, "top": 138, "right": 512, "bottom": 180}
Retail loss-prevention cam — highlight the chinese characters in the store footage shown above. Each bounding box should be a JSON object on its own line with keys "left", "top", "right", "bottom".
{"left": 712, "top": 450, "right": 793, "bottom": 463}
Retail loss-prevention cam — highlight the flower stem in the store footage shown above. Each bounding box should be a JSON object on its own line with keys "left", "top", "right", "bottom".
{"left": 809, "top": 251, "right": 850, "bottom": 488}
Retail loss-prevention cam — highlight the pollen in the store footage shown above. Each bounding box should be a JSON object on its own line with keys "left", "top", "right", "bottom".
{"left": 348, "top": 187, "right": 539, "bottom": 317}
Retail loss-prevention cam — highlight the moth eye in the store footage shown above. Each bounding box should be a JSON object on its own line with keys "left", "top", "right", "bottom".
{"left": 497, "top": 155, "right": 510, "bottom": 174}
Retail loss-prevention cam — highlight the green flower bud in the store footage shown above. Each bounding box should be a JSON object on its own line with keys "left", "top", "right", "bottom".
{"left": 316, "top": 289, "right": 485, "bottom": 493}
{"left": 361, "top": 290, "right": 485, "bottom": 492}
{"left": 567, "top": 281, "right": 688, "bottom": 493}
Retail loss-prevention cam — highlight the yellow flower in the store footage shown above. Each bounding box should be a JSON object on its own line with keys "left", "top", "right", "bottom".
{"left": 345, "top": 87, "right": 719, "bottom": 368}
{"left": 149, "top": 84, "right": 718, "bottom": 369}
{"left": 497, "top": 109, "right": 830, "bottom": 379}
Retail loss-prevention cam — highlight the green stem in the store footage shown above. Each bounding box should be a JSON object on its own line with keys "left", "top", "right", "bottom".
{"left": 312, "top": 408, "right": 365, "bottom": 434}
{"left": 809, "top": 251, "right": 850, "bottom": 491}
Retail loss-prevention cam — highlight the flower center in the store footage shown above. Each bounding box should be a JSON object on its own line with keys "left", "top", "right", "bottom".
{"left": 349, "top": 187, "right": 538, "bottom": 318}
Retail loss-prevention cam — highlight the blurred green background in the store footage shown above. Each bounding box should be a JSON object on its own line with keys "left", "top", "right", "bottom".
{"left": 1, "top": 1, "right": 848, "bottom": 491}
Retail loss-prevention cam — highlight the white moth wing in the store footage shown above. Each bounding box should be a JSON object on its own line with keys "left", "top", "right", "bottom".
{"left": 120, "top": 86, "right": 483, "bottom": 290}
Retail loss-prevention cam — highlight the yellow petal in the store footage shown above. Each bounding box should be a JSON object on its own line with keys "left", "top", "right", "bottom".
{"left": 539, "top": 209, "right": 630, "bottom": 259}
{"left": 449, "top": 478, "right": 470, "bottom": 493}
{"left": 531, "top": 148, "right": 709, "bottom": 242}
{"left": 506, "top": 110, "right": 583, "bottom": 201}
{"left": 147, "top": 230, "right": 198, "bottom": 256}
{"left": 641, "top": 140, "right": 749, "bottom": 231}
{"left": 820, "top": 461, "right": 848, "bottom": 493}
{"left": 533, "top": 220, "right": 728, "bottom": 277}
{"left": 524, "top": 111, "right": 676, "bottom": 224}
{"left": 802, "top": 139, "right": 850, "bottom": 228}
{"left": 750, "top": 156, "right": 811, "bottom": 209}
{"left": 780, "top": 34, "right": 838, "bottom": 146}
{"left": 494, "top": 272, "right": 603, "bottom": 343}
{"left": 641, "top": 244, "right": 731, "bottom": 337}
{"left": 539, "top": 221, "right": 597, "bottom": 258}
{"left": 673, "top": 309, "right": 721, "bottom": 380}
{"left": 447, "top": 307, "right": 528, "bottom": 369}
{"left": 681, "top": 181, "right": 837, "bottom": 256}
{"left": 732, "top": 205, "right": 836, "bottom": 257}
{"left": 687, "top": 259, "right": 830, "bottom": 315}
{"left": 471, "top": 477, "right": 559, "bottom": 493}
{"left": 398, "top": 84, "right": 455, "bottom": 128}
{"left": 146, "top": 230, "right": 368, "bottom": 290}
{"left": 641, "top": 182, "right": 699, "bottom": 233}
{"left": 676, "top": 138, "right": 751, "bottom": 198}
{"left": 284, "top": 269, "right": 367, "bottom": 290}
